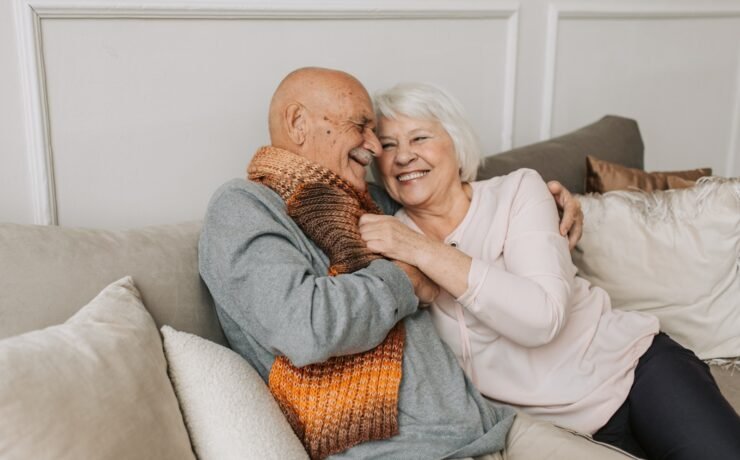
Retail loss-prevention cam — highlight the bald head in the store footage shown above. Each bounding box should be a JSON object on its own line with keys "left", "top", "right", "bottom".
{"left": 265, "top": 67, "right": 382, "bottom": 191}
{"left": 268, "top": 67, "right": 369, "bottom": 147}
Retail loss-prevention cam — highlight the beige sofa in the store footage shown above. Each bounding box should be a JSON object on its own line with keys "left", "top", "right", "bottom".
{"left": 1, "top": 115, "right": 737, "bottom": 458}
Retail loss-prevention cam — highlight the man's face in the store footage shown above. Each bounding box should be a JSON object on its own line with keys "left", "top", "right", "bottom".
{"left": 301, "top": 82, "right": 382, "bottom": 191}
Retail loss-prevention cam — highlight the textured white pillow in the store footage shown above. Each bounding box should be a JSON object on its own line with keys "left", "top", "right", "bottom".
{"left": 573, "top": 177, "right": 740, "bottom": 359}
{"left": 161, "top": 326, "right": 309, "bottom": 460}
{"left": 0, "top": 277, "right": 195, "bottom": 460}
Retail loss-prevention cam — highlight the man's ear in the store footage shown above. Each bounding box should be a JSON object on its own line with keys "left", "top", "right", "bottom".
{"left": 284, "top": 103, "right": 307, "bottom": 145}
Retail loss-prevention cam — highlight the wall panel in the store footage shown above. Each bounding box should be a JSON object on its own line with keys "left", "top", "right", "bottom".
{"left": 542, "top": 2, "right": 740, "bottom": 174}
{"left": 19, "top": 1, "right": 516, "bottom": 228}
{"left": 0, "top": 0, "right": 32, "bottom": 224}
{"left": 4, "top": 0, "right": 740, "bottom": 228}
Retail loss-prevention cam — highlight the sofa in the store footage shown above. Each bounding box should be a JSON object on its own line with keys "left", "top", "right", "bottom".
{"left": 1, "top": 115, "right": 737, "bottom": 459}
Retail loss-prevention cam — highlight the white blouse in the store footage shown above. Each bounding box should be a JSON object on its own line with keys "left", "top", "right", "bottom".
{"left": 395, "top": 168, "right": 659, "bottom": 434}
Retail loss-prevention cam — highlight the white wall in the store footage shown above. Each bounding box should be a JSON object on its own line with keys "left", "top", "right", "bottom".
{"left": 0, "top": 0, "right": 33, "bottom": 225}
{"left": 2, "top": 0, "right": 740, "bottom": 229}
{"left": 546, "top": 3, "right": 740, "bottom": 173}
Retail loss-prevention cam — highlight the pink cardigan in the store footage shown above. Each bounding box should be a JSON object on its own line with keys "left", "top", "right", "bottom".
{"left": 395, "top": 169, "right": 659, "bottom": 434}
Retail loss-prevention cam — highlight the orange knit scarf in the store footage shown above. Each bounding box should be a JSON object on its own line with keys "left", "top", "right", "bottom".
{"left": 247, "top": 146, "right": 405, "bottom": 460}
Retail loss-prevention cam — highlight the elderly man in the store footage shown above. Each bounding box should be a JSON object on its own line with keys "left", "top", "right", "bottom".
{"left": 199, "top": 67, "right": 633, "bottom": 460}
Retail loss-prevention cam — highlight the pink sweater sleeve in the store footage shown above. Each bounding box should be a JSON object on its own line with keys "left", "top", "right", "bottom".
{"left": 456, "top": 170, "right": 576, "bottom": 347}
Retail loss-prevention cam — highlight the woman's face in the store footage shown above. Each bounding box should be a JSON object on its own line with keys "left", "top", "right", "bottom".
{"left": 376, "top": 115, "right": 461, "bottom": 209}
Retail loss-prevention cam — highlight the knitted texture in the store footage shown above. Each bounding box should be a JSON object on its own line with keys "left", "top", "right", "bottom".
{"left": 248, "top": 146, "right": 405, "bottom": 460}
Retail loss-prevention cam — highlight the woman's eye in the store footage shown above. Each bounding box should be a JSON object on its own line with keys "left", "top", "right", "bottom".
{"left": 412, "top": 136, "right": 429, "bottom": 142}
{"left": 381, "top": 143, "right": 396, "bottom": 150}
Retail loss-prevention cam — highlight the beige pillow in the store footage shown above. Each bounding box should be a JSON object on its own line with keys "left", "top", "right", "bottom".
{"left": 585, "top": 155, "right": 711, "bottom": 193}
{"left": 0, "top": 277, "right": 195, "bottom": 460}
{"left": 573, "top": 177, "right": 740, "bottom": 359}
{"left": 161, "top": 326, "right": 309, "bottom": 460}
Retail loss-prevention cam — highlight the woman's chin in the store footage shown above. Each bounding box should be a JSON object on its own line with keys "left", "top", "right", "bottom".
{"left": 393, "top": 191, "right": 429, "bottom": 209}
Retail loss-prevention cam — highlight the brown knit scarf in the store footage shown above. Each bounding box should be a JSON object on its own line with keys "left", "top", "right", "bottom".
{"left": 247, "top": 146, "right": 405, "bottom": 460}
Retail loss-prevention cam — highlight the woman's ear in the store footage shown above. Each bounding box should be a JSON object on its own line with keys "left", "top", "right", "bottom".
{"left": 284, "top": 103, "right": 307, "bottom": 145}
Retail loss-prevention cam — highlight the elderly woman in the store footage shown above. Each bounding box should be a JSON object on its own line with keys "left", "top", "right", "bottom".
{"left": 359, "top": 83, "right": 740, "bottom": 460}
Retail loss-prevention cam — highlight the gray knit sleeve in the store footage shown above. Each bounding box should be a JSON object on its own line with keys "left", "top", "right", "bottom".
{"left": 199, "top": 180, "right": 418, "bottom": 367}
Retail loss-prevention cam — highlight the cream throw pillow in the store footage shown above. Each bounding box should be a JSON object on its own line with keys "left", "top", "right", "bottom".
{"left": 161, "top": 326, "right": 309, "bottom": 460}
{"left": 0, "top": 277, "right": 195, "bottom": 460}
{"left": 573, "top": 177, "right": 740, "bottom": 359}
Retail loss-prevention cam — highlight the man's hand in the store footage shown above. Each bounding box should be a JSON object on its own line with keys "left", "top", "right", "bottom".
{"left": 547, "top": 180, "right": 583, "bottom": 250}
{"left": 393, "top": 260, "right": 440, "bottom": 306}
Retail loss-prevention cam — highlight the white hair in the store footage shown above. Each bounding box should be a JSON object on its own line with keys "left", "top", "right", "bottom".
{"left": 373, "top": 82, "right": 482, "bottom": 182}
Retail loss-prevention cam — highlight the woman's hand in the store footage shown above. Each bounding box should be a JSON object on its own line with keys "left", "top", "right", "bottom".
{"left": 359, "top": 213, "right": 472, "bottom": 299}
{"left": 358, "top": 214, "right": 431, "bottom": 266}
{"left": 546, "top": 181, "right": 583, "bottom": 250}
{"left": 358, "top": 214, "right": 441, "bottom": 304}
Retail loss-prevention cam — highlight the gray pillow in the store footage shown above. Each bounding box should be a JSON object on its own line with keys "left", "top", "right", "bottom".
{"left": 477, "top": 115, "right": 644, "bottom": 194}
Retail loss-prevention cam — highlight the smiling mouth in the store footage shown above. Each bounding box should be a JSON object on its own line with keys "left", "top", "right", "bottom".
{"left": 397, "top": 171, "right": 429, "bottom": 182}
{"left": 349, "top": 148, "right": 374, "bottom": 166}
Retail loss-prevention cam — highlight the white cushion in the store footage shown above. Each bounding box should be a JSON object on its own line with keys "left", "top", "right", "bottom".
{"left": 161, "top": 325, "right": 309, "bottom": 460}
{"left": 0, "top": 277, "right": 195, "bottom": 460}
{"left": 573, "top": 177, "right": 740, "bottom": 359}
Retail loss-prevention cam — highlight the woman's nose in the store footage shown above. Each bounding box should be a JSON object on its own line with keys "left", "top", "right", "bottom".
{"left": 395, "top": 143, "right": 417, "bottom": 165}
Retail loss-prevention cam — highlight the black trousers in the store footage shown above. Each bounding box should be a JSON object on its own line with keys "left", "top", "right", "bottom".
{"left": 593, "top": 332, "right": 740, "bottom": 460}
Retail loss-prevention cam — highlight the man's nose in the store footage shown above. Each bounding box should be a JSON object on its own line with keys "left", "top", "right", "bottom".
{"left": 364, "top": 129, "right": 383, "bottom": 157}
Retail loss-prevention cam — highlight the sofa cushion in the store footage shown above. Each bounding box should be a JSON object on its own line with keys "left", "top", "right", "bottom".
{"left": 710, "top": 365, "right": 740, "bottom": 414}
{"left": 585, "top": 155, "right": 712, "bottom": 193}
{"left": 477, "top": 115, "right": 644, "bottom": 194}
{"left": 573, "top": 177, "right": 740, "bottom": 360}
{"left": 0, "top": 277, "right": 195, "bottom": 460}
{"left": 161, "top": 326, "right": 309, "bottom": 460}
{"left": 0, "top": 221, "right": 225, "bottom": 345}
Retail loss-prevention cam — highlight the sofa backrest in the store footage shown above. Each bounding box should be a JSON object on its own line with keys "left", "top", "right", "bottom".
{"left": 0, "top": 221, "right": 227, "bottom": 345}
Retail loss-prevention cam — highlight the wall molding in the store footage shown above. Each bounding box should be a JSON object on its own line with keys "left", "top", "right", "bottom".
{"left": 728, "top": 49, "right": 740, "bottom": 177}
{"left": 26, "top": 0, "right": 520, "bottom": 19}
{"left": 500, "top": 9, "right": 519, "bottom": 151}
{"left": 15, "top": 0, "right": 56, "bottom": 225}
{"left": 540, "top": 0, "right": 740, "bottom": 177}
{"left": 14, "top": 0, "right": 519, "bottom": 224}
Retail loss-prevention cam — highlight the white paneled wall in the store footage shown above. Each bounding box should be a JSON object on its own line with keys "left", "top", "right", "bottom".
{"left": 544, "top": 2, "right": 740, "bottom": 174}
{"left": 2, "top": 0, "right": 739, "bottom": 229}
{"left": 0, "top": 0, "right": 31, "bottom": 225}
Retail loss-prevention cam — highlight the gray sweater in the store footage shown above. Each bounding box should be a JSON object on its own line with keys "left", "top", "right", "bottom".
{"left": 198, "top": 179, "right": 515, "bottom": 459}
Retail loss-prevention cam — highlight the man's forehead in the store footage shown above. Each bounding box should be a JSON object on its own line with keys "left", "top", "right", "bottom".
{"left": 325, "top": 91, "right": 374, "bottom": 121}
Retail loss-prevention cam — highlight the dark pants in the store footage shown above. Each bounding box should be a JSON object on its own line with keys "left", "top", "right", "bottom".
{"left": 594, "top": 333, "right": 740, "bottom": 460}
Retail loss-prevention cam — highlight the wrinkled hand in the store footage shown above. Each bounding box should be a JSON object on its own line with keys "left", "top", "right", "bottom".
{"left": 547, "top": 180, "right": 583, "bottom": 250}
{"left": 358, "top": 214, "right": 429, "bottom": 266}
{"left": 359, "top": 214, "right": 440, "bottom": 305}
{"left": 392, "top": 260, "right": 440, "bottom": 306}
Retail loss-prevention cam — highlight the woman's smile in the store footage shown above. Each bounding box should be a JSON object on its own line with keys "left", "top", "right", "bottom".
{"left": 397, "top": 170, "right": 430, "bottom": 182}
